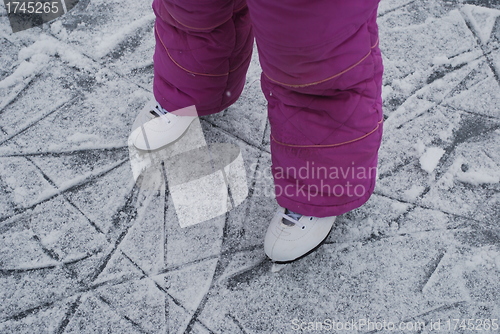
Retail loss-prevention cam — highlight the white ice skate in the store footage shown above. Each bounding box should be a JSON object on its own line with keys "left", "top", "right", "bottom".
{"left": 130, "top": 100, "right": 197, "bottom": 151}
{"left": 264, "top": 206, "right": 336, "bottom": 262}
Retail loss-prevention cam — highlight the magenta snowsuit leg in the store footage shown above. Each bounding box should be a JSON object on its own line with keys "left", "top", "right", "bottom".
{"left": 152, "top": 0, "right": 253, "bottom": 116}
{"left": 152, "top": 0, "right": 383, "bottom": 217}
{"left": 247, "top": 0, "right": 384, "bottom": 217}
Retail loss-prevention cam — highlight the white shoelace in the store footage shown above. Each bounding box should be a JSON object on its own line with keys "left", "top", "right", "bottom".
{"left": 282, "top": 210, "right": 306, "bottom": 229}
{"left": 150, "top": 104, "right": 172, "bottom": 124}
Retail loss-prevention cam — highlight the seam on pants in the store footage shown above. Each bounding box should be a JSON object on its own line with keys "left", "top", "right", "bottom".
{"left": 155, "top": 23, "right": 247, "bottom": 77}
{"left": 263, "top": 38, "right": 379, "bottom": 88}
{"left": 271, "top": 118, "right": 383, "bottom": 148}
{"left": 234, "top": 3, "right": 247, "bottom": 13}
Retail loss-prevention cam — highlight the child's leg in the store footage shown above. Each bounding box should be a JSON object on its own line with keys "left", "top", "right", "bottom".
{"left": 247, "top": 0, "right": 384, "bottom": 217}
{"left": 152, "top": 0, "right": 253, "bottom": 116}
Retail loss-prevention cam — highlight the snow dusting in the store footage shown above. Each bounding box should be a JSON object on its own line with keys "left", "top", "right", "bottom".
{"left": 0, "top": 0, "right": 499, "bottom": 333}
{"left": 420, "top": 146, "right": 445, "bottom": 173}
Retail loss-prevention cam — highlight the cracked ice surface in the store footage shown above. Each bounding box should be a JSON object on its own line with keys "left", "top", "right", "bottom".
{"left": 0, "top": 0, "right": 499, "bottom": 333}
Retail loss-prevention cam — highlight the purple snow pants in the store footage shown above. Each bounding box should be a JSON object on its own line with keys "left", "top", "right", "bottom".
{"left": 152, "top": 0, "right": 384, "bottom": 217}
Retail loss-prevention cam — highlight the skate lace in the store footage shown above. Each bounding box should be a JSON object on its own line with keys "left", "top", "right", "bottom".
{"left": 281, "top": 210, "right": 308, "bottom": 229}
{"left": 150, "top": 104, "right": 173, "bottom": 124}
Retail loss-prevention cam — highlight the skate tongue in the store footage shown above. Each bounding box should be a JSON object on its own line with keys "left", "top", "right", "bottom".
{"left": 282, "top": 209, "right": 303, "bottom": 226}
